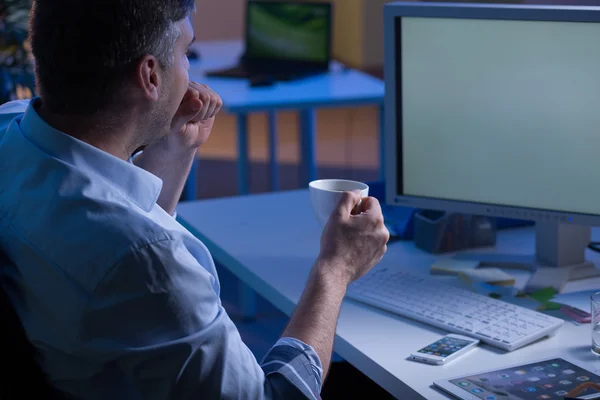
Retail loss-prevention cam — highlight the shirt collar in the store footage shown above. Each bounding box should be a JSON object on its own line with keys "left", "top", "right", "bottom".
{"left": 19, "top": 98, "right": 162, "bottom": 212}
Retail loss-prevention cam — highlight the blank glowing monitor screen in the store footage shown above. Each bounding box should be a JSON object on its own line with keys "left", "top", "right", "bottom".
{"left": 386, "top": 3, "right": 600, "bottom": 223}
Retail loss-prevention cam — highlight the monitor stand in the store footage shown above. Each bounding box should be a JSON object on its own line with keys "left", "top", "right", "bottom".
{"left": 459, "top": 221, "right": 600, "bottom": 293}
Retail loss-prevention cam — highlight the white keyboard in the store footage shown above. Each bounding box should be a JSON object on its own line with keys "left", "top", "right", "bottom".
{"left": 346, "top": 268, "right": 564, "bottom": 351}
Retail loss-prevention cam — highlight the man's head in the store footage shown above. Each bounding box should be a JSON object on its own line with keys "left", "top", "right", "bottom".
{"left": 30, "top": 0, "right": 196, "bottom": 145}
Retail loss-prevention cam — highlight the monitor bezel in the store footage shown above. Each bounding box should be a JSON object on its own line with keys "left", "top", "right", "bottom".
{"left": 384, "top": 1, "right": 600, "bottom": 226}
{"left": 243, "top": 0, "right": 333, "bottom": 67}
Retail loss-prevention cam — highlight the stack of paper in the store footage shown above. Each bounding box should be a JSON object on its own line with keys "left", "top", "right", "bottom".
{"left": 550, "top": 290, "right": 599, "bottom": 313}
{"left": 431, "top": 258, "right": 516, "bottom": 286}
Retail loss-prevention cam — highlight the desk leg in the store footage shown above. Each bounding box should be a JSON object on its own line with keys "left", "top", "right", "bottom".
{"left": 268, "top": 111, "right": 279, "bottom": 191}
{"left": 379, "top": 105, "right": 385, "bottom": 181}
{"left": 299, "top": 109, "right": 317, "bottom": 186}
{"left": 236, "top": 113, "right": 257, "bottom": 319}
{"left": 237, "top": 114, "right": 249, "bottom": 195}
{"left": 183, "top": 156, "right": 198, "bottom": 201}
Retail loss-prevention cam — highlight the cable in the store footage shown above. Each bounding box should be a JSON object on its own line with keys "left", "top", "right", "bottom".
{"left": 588, "top": 242, "right": 600, "bottom": 253}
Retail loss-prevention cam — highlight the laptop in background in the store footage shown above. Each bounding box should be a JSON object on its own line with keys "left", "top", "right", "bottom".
{"left": 207, "top": 1, "right": 332, "bottom": 81}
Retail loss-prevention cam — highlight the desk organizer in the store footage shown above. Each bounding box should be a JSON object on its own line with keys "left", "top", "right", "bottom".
{"left": 414, "top": 210, "right": 497, "bottom": 254}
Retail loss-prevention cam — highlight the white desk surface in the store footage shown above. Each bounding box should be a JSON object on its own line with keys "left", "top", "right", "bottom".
{"left": 189, "top": 40, "right": 385, "bottom": 113}
{"left": 177, "top": 190, "right": 600, "bottom": 399}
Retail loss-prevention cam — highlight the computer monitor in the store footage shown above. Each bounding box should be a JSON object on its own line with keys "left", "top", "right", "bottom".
{"left": 244, "top": 1, "right": 332, "bottom": 65}
{"left": 383, "top": 1, "right": 600, "bottom": 290}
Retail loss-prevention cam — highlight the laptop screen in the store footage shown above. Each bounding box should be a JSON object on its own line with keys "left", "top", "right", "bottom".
{"left": 245, "top": 2, "right": 331, "bottom": 63}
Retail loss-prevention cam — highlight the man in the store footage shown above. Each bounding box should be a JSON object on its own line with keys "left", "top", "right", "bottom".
{"left": 0, "top": 1, "right": 389, "bottom": 399}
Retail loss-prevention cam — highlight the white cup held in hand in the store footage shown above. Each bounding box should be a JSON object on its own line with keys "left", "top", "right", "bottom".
{"left": 309, "top": 179, "right": 370, "bottom": 226}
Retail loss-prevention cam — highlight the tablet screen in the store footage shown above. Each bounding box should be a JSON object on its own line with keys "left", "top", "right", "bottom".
{"left": 448, "top": 358, "right": 600, "bottom": 399}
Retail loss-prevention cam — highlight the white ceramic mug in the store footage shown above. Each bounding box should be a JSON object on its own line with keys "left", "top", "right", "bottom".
{"left": 309, "top": 179, "right": 370, "bottom": 226}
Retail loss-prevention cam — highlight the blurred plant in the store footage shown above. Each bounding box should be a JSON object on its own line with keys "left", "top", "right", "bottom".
{"left": 1, "top": 0, "right": 35, "bottom": 104}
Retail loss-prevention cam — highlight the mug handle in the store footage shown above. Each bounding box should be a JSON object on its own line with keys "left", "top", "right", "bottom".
{"left": 352, "top": 198, "right": 364, "bottom": 215}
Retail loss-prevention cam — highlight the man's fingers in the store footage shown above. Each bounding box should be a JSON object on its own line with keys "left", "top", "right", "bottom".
{"left": 172, "top": 82, "right": 222, "bottom": 131}
{"left": 189, "top": 82, "right": 222, "bottom": 121}
{"left": 356, "top": 197, "right": 385, "bottom": 225}
{"left": 203, "top": 99, "right": 218, "bottom": 121}
{"left": 335, "top": 190, "right": 363, "bottom": 217}
{"left": 358, "top": 197, "right": 383, "bottom": 215}
{"left": 211, "top": 94, "right": 223, "bottom": 118}
{"left": 172, "top": 88, "right": 202, "bottom": 130}
{"left": 202, "top": 87, "right": 222, "bottom": 120}
{"left": 189, "top": 83, "right": 209, "bottom": 120}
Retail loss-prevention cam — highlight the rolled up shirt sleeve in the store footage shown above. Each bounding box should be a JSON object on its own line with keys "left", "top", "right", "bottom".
{"left": 261, "top": 338, "right": 323, "bottom": 399}
{"left": 77, "top": 238, "right": 323, "bottom": 400}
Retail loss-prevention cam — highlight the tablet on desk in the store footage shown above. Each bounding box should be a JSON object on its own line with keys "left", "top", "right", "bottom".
{"left": 434, "top": 358, "right": 600, "bottom": 400}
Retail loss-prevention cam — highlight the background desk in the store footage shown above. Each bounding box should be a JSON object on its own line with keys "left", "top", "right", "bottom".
{"left": 185, "top": 40, "right": 385, "bottom": 199}
{"left": 178, "top": 190, "right": 600, "bottom": 399}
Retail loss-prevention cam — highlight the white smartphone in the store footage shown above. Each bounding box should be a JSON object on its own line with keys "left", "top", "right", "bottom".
{"left": 410, "top": 334, "right": 479, "bottom": 365}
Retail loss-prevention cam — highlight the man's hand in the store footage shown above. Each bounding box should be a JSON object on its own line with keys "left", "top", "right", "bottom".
{"left": 317, "top": 190, "right": 390, "bottom": 285}
{"left": 134, "top": 82, "right": 222, "bottom": 214}
{"left": 170, "top": 81, "right": 223, "bottom": 150}
{"left": 281, "top": 191, "right": 389, "bottom": 379}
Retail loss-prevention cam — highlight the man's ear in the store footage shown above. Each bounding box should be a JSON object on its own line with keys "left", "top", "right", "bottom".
{"left": 136, "top": 55, "right": 161, "bottom": 102}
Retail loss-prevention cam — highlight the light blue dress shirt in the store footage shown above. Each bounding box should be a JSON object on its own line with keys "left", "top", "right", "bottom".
{"left": 0, "top": 99, "right": 322, "bottom": 399}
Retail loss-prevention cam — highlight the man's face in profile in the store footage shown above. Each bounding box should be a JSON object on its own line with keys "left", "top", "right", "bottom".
{"left": 149, "top": 17, "right": 194, "bottom": 144}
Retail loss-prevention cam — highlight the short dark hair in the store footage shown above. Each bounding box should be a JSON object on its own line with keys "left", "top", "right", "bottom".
{"left": 29, "top": 0, "right": 195, "bottom": 115}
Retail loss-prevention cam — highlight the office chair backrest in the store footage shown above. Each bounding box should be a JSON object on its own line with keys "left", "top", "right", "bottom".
{"left": 0, "top": 252, "right": 63, "bottom": 399}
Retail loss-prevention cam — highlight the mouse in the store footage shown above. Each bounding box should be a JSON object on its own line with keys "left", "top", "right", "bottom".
{"left": 249, "top": 75, "right": 275, "bottom": 88}
{"left": 186, "top": 48, "right": 200, "bottom": 61}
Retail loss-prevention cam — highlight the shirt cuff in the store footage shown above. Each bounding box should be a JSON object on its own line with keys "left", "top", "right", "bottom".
{"left": 260, "top": 337, "right": 323, "bottom": 398}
